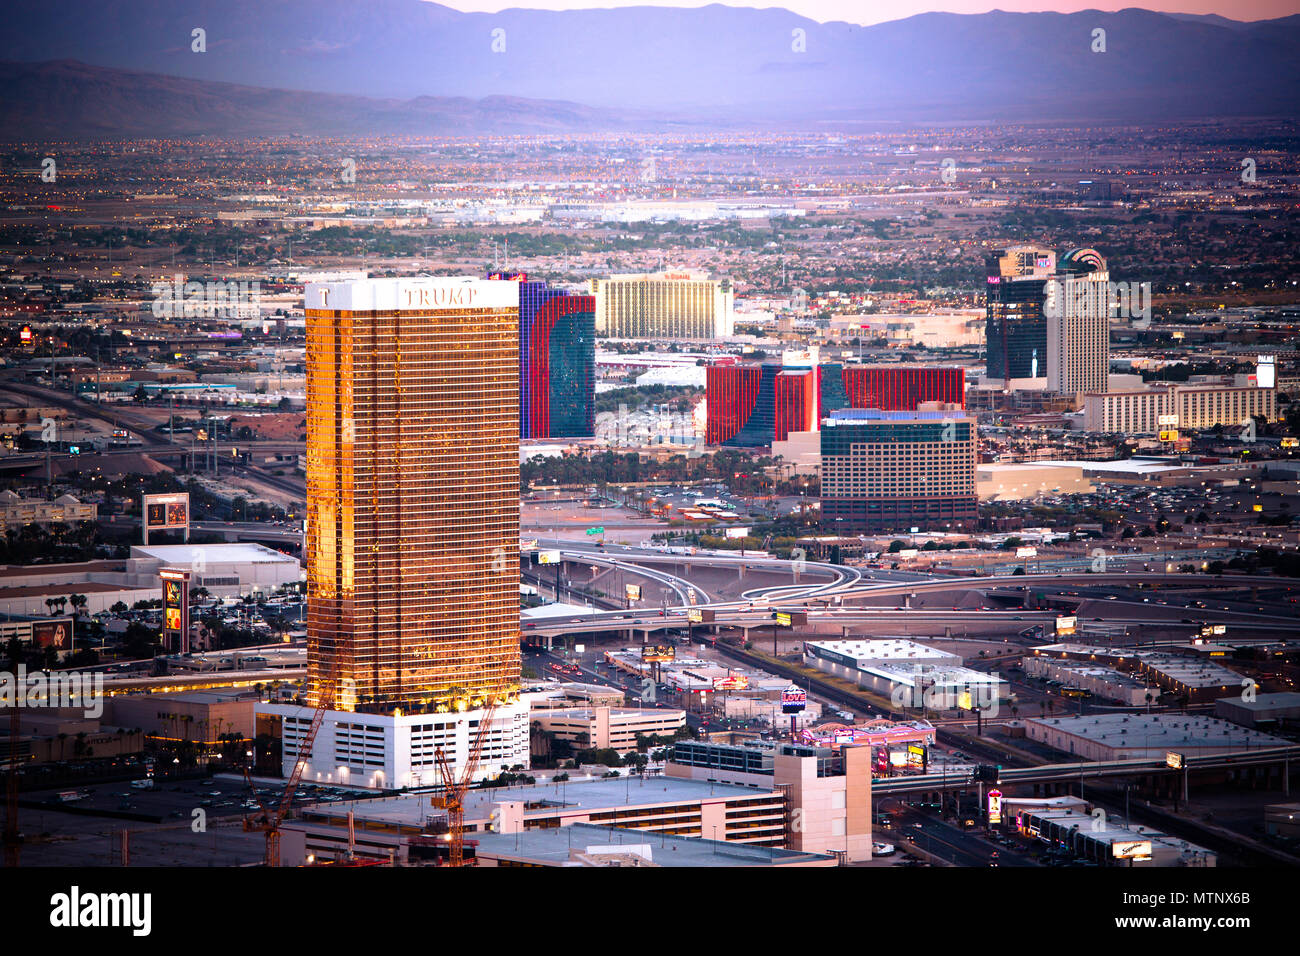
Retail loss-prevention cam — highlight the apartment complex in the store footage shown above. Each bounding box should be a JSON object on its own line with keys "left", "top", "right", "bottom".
{"left": 1083, "top": 384, "right": 1277, "bottom": 434}
{"left": 819, "top": 409, "right": 978, "bottom": 533}
{"left": 592, "top": 271, "right": 734, "bottom": 339}
{"left": 258, "top": 276, "right": 529, "bottom": 788}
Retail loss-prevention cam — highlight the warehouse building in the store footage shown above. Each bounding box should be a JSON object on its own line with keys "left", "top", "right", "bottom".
{"left": 1024, "top": 713, "right": 1291, "bottom": 761}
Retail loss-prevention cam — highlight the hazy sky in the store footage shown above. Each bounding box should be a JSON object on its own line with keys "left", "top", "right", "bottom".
{"left": 429, "top": 1, "right": 1298, "bottom": 26}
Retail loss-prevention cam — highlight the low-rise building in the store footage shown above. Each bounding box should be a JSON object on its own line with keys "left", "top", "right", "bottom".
{"left": 531, "top": 705, "right": 685, "bottom": 753}
{"left": 280, "top": 775, "right": 795, "bottom": 865}
{"left": 1024, "top": 713, "right": 1291, "bottom": 761}
{"left": 1022, "top": 656, "right": 1156, "bottom": 706}
{"left": 804, "top": 639, "right": 1005, "bottom": 708}
{"left": 1016, "top": 806, "right": 1215, "bottom": 866}
{"left": 105, "top": 687, "right": 261, "bottom": 744}
{"left": 471, "top": 822, "right": 836, "bottom": 867}
{"left": 1083, "top": 383, "right": 1276, "bottom": 434}
{"left": 666, "top": 738, "right": 873, "bottom": 861}
{"left": 976, "top": 462, "right": 1094, "bottom": 500}
{"left": 1215, "top": 692, "right": 1300, "bottom": 730}
{"left": 0, "top": 491, "right": 97, "bottom": 528}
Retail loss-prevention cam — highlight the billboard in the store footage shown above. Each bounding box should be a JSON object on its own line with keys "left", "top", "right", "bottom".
{"left": 1257, "top": 355, "right": 1276, "bottom": 389}
{"left": 1112, "top": 840, "right": 1152, "bottom": 861}
{"left": 536, "top": 550, "right": 561, "bottom": 565}
{"left": 161, "top": 568, "right": 190, "bottom": 654}
{"left": 1159, "top": 429, "right": 1180, "bottom": 443}
{"left": 775, "top": 612, "right": 792, "bottom": 627}
{"left": 780, "top": 685, "right": 807, "bottom": 714}
{"left": 33, "top": 619, "right": 73, "bottom": 651}
{"left": 1165, "top": 752, "right": 1184, "bottom": 770}
{"left": 1015, "top": 546, "right": 1037, "bottom": 558}
{"left": 625, "top": 584, "right": 642, "bottom": 602}
{"left": 687, "top": 608, "right": 704, "bottom": 624}
{"left": 641, "top": 645, "right": 676, "bottom": 664}
{"left": 712, "top": 673, "right": 750, "bottom": 691}
{"left": 1056, "top": 616, "right": 1078, "bottom": 636}
{"left": 142, "top": 492, "right": 190, "bottom": 544}
{"left": 987, "top": 789, "right": 1003, "bottom": 825}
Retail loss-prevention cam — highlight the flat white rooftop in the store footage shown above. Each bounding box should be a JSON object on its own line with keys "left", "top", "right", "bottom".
{"left": 805, "top": 638, "right": 961, "bottom": 664}
{"left": 1027, "top": 713, "right": 1291, "bottom": 751}
{"left": 303, "top": 775, "right": 774, "bottom": 828}
{"left": 1035, "top": 458, "right": 1181, "bottom": 475}
{"left": 132, "top": 542, "right": 299, "bottom": 565}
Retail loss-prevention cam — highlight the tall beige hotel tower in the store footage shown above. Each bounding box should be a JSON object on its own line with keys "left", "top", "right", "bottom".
{"left": 258, "top": 277, "right": 530, "bottom": 788}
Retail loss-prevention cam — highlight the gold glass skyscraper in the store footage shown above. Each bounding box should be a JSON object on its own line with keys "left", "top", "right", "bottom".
{"left": 304, "top": 278, "right": 521, "bottom": 715}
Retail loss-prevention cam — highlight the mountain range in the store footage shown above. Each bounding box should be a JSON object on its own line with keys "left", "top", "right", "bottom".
{"left": 0, "top": 2, "right": 1297, "bottom": 137}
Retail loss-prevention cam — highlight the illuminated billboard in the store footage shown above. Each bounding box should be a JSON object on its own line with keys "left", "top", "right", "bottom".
{"left": 142, "top": 492, "right": 190, "bottom": 544}
{"left": 687, "top": 608, "right": 703, "bottom": 624}
{"left": 988, "top": 789, "right": 1003, "bottom": 824}
{"left": 712, "top": 676, "right": 754, "bottom": 691}
{"left": 1112, "top": 840, "right": 1152, "bottom": 861}
{"left": 775, "top": 612, "right": 792, "bottom": 627}
{"left": 1056, "top": 616, "right": 1078, "bottom": 636}
{"left": 1165, "top": 752, "right": 1184, "bottom": 770}
{"left": 641, "top": 645, "right": 676, "bottom": 664}
{"left": 1257, "top": 355, "right": 1276, "bottom": 389}
{"left": 160, "top": 568, "right": 190, "bottom": 654}
{"left": 33, "top": 619, "right": 73, "bottom": 650}
{"left": 781, "top": 685, "right": 807, "bottom": 714}
{"left": 536, "top": 550, "right": 561, "bottom": 565}
{"left": 625, "top": 584, "right": 642, "bottom": 602}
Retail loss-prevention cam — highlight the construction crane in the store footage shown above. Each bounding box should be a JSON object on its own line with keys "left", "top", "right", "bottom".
{"left": 244, "top": 674, "right": 336, "bottom": 867}
{"left": 429, "top": 695, "right": 500, "bottom": 867}
{"left": 3, "top": 708, "right": 19, "bottom": 867}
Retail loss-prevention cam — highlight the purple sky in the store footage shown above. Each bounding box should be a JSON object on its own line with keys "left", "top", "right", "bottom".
{"left": 430, "top": 1, "right": 1298, "bottom": 26}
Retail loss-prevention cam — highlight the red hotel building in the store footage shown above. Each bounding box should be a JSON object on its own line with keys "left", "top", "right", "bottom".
{"left": 707, "top": 363, "right": 965, "bottom": 447}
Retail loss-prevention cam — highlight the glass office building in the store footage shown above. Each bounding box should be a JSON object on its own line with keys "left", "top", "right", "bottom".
{"left": 303, "top": 277, "right": 521, "bottom": 714}
{"left": 495, "top": 274, "right": 595, "bottom": 439}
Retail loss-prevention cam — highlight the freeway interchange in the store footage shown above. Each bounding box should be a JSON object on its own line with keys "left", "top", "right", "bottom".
{"left": 522, "top": 537, "right": 1299, "bottom": 640}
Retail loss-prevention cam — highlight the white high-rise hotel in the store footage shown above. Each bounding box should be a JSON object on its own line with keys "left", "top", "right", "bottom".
{"left": 1045, "top": 248, "right": 1111, "bottom": 398}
